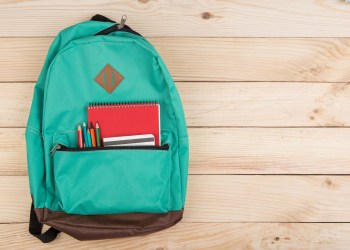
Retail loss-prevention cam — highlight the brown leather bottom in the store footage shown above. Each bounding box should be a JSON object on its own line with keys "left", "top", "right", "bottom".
{"left": 35, "top": 208, "right": 184, "bottom": 240}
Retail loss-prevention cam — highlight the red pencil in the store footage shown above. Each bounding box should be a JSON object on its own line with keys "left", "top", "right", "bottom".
{"left": 77, "top": 124, "right": 83, "bottom": 148}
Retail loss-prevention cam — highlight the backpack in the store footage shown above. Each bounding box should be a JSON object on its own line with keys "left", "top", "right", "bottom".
{"left": 25, "top": 14, "right": 189, "bottom": 242}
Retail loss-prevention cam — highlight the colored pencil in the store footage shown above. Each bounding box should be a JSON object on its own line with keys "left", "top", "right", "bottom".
{"left": 82, "top": 122, "right": 88, "bottom": 148}
{"left": 87, "top": 128, "right": 92, "bottom": 147}
{"left": 77, "top": 124, "right": 83, "bottom": 148}
{"left": 96, "top": 122, "right": 101, "bottom": 147}
{"left": 90, "top": 122, "right": 97, "bottom": 147}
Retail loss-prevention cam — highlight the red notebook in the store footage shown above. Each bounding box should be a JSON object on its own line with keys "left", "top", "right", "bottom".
{"left": 88, "top": 102, "right": 161, "bottom": 146}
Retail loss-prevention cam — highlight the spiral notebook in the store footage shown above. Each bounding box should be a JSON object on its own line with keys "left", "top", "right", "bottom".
{"left": 88, "top": 102, "right": 161, "bottom": 146}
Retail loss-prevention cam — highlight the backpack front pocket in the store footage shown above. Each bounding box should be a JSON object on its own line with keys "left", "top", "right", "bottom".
{"left": 52, "top": 145, "right": 171, "bottom": 215}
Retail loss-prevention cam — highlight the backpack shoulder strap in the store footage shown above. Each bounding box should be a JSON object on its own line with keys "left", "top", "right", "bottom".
{"left": 29, "top": 202, "right": 60, "bottom": 243}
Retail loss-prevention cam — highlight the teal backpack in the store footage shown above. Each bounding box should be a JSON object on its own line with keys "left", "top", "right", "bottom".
{"left": 26, "top": 14, "right": 189, "bottom": 242}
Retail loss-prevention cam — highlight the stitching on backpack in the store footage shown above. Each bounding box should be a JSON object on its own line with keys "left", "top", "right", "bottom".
{"left": 26, "top": 126, "right": 41, "bottom": 136}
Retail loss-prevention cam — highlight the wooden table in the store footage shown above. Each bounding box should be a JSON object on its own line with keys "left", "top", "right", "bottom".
{"left": 1, "top": 1, "right": 350, "bottom": 249}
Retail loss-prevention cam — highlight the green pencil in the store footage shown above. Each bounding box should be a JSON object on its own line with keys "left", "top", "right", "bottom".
{"left": 96, "top": 122, "right": 101, "bottom": 147}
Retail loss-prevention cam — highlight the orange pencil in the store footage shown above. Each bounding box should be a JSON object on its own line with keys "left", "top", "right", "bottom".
{"left": 90, "top": 122, "right": 97, "bottom": 147}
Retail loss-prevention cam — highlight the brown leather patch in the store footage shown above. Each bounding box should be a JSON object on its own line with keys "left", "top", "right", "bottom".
{"left": 35, "top": 208, "right": 184, "bottom": 240}
{"left": 94, "top": 64, "right": 124, "bottom": 93}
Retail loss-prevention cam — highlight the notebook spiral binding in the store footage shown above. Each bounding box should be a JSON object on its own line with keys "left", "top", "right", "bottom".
{"left": 88, "top": 101, "right": 158, "bottom": 109}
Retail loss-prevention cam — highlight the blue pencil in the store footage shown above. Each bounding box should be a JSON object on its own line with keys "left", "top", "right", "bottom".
{"left": 82, "top": 122, "right": 89, "bottom": 147}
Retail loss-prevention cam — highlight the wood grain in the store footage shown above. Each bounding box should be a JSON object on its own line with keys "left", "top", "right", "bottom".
{"left": 2, "top": 82, "right": 350, "bottom": 128}
{"left": 3, "top": 175, "right": 350, "bottom": 223}
{"left": 2, "top": 38, "right": 350, "bottom": 82}
{"left": 1, "top": 223, "right": 350, "bottom": 250}
{"left": 0, "top": 83, "right": 33, "bottom": 128}
{"left": 1, "top": 1, "right": 350, "bottom": 247}
{"left": 2, "top": 0, "right": 350, "bottom": 37}
{"left": 181, "top": 82, "right": 350, "bottom": 127}
{"left": 4, "top": 128, "right": 350, "bottom": 175}
{"left": 189, "top": 128, "right": 350, "bottom": 174}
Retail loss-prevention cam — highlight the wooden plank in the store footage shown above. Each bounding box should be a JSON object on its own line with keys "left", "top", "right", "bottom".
{"left": 3, "top": 175, "right": 350, "bottom": 223}
{"left": 2, "top": 38, "right": 350, "bottom": 82}
{"left": 2, "top": 0, "right": 350, "bottom": 37}
{"left": 189, "top": 128, "right": 350, "bottom": 175}
{"left": 3, "top": 128, "right": 350, "bottom": 175}
{"left": 0, "top": 128, "right": 26, "bottom": 175}
{"left": 1, "top": 223, "right": 350, "bottom": 250}
{"left": 179, "top": 82, "right": 350, "bottom": 127}
{"left": 0, "top": 177, "right": 30, "bottom": 223}
{"left": 0, "top": 38, "right": 49, "bottom": 83}
{"left": 0, "top": 83, "right": 33, "bottom": 128}
{"left": 4, "top": 82, "right": 350, "bottom": 128}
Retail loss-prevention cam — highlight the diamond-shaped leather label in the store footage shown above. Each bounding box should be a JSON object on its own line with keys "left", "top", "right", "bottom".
{"left": 94, "top": 64, "right": 124, "bottom": 93}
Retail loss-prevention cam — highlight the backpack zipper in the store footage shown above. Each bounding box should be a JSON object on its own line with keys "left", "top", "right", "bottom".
{"left": 117, "top": 15, "right": 127, "bottom": 29}
{"left": 94, "top": 15, "right": 142, "bottom": 37}
{"left": 49, "top": 144, "right": 62, "bottom": 156}
{"left": 50, "top": 143, "right": 169, "bottom": 155}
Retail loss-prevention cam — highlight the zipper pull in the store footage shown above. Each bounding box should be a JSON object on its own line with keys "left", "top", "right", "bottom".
{"left": 117, "top": 15, "right": 127, "bottom": 29}
{"left": 49, "top": 144, "right": 61, "bottom": 156}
